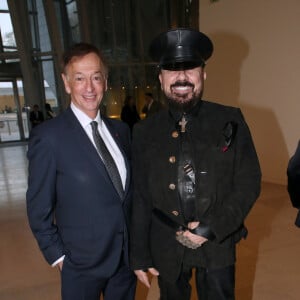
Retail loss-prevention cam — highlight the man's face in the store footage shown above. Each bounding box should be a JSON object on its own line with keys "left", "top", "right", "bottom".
{"left": 159, "top": 66, "right": 206, "bottom": 111}
{"left": 62, "top": 52, "right": 107, "bottom": 119}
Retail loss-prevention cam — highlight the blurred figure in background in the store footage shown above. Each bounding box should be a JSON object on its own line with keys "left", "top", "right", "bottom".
{"left": 45, "top": 103, "right": 56, "bottom": 120}
{"left": 121, "top": 95, "right": 140, "bottom": 132}
{"left": 142, "top": 92, "right": 163, "bottom": 118}
{"left": 29, "top": 104, "right": 44, "bottom": 128}
{"left": 287, "top": 141, "right": 300, "bottom": 227}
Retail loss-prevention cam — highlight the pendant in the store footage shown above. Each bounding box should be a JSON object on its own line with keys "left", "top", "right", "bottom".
{"left": 179, "top": 115, "right": 188, "bottom": 133}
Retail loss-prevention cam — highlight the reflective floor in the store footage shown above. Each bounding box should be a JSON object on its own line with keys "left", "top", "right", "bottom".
{"left": 0, "top": 144, "right": 300, "bottom": 299}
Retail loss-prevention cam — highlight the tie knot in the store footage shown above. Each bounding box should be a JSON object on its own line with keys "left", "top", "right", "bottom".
{"left": 90, "top": 121, "right": 98, "bottom": 131}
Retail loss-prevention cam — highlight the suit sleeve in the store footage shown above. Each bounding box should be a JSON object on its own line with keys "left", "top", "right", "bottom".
{"left": 204, "top": 109, "right": 261, "bottom": 243}
{"left": 26, "top": 128, "right": 64, "bottom": 265}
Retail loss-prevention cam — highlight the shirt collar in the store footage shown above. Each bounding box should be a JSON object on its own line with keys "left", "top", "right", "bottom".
{"left": 70, "top": 102, "right": 101, "bottom": 128}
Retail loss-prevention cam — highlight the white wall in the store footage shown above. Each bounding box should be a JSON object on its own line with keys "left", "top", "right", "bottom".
{"left": 200, "top": 0, "right": 300, "bottom": 184}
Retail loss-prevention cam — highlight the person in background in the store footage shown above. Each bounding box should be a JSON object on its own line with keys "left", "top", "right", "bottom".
{"left": 130, "top": 28, "right": 261, "bottom": 300}
{"left": 26, "top": 42, "right": 136, "bottom": 300}
{"left": 287, "top": 141, "right": 300, "bottom": 227}
{"left": 4, "top": 105, "right": 12, "bottom": 113}
{"left": 142, "top": 92, "right": 163, "bottom": 118}
{"left": 121, "top": 95, "right": 141, "bottom": 132}
{"left": 29, "top": 104, "right": 44, "bottom": 128}
{"left": 45, "top": 102, "right": 56, "bottom": 120}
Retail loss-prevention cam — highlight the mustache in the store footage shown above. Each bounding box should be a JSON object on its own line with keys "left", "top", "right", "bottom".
{"left": 170, "top": 81, "right": 194, "bottom": 88}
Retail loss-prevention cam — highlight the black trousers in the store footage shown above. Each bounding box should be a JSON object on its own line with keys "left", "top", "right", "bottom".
{"left": 158, "top": 264, "right": 235, "bottom": 300}
{"left": 61, "top": 257, "right": 136, "bottom": 300}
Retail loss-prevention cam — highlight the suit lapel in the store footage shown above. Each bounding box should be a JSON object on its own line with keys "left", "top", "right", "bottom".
{"left": 64, "top": 108, "right": 115, "bottom": 189}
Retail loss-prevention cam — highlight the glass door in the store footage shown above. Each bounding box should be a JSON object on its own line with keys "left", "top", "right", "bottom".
{"left": 0, "top": 79, "right": 29, "bottom": 143}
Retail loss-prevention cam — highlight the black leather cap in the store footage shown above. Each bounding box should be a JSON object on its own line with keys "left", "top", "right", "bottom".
{"left": 149, "top": 28, "right": 213, "bottom": 70}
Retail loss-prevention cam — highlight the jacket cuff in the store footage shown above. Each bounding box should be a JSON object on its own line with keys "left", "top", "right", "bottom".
{"left": 190, "top": 224, "right": 216, "bottom": 241}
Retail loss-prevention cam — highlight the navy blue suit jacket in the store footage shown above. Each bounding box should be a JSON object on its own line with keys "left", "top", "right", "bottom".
{"left": 26, "top": 107, "right": 133, "bottom": 277}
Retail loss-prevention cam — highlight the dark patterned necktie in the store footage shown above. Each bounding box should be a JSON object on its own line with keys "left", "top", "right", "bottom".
{"left": 90, "top": 121, "right": 124, "bottom": 198}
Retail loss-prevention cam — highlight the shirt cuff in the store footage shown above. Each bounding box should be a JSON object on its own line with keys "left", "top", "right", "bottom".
{"left": 51, "top": 255, "right": 65, "bottom": 267}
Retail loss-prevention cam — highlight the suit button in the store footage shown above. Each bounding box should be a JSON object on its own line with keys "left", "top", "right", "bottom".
{"left": 171, "top": 210, "right": 179, "bottom": 216}
{"left": 172, "top": 131, "right": 179, "bottom": 138}
{"left": 169, "top": 183, "right": 176, "bottom": 190}
{"left": 169, "top": 156, "right": 176, "bottom": 163}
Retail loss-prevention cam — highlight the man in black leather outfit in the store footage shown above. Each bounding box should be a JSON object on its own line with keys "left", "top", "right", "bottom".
{"left": 130, "top": 28, "right": 261, "bottom": 300}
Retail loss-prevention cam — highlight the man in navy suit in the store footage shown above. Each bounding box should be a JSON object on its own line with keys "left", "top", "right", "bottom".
{"left": 26, "top": 43, "right": 136, "bottom": 300}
